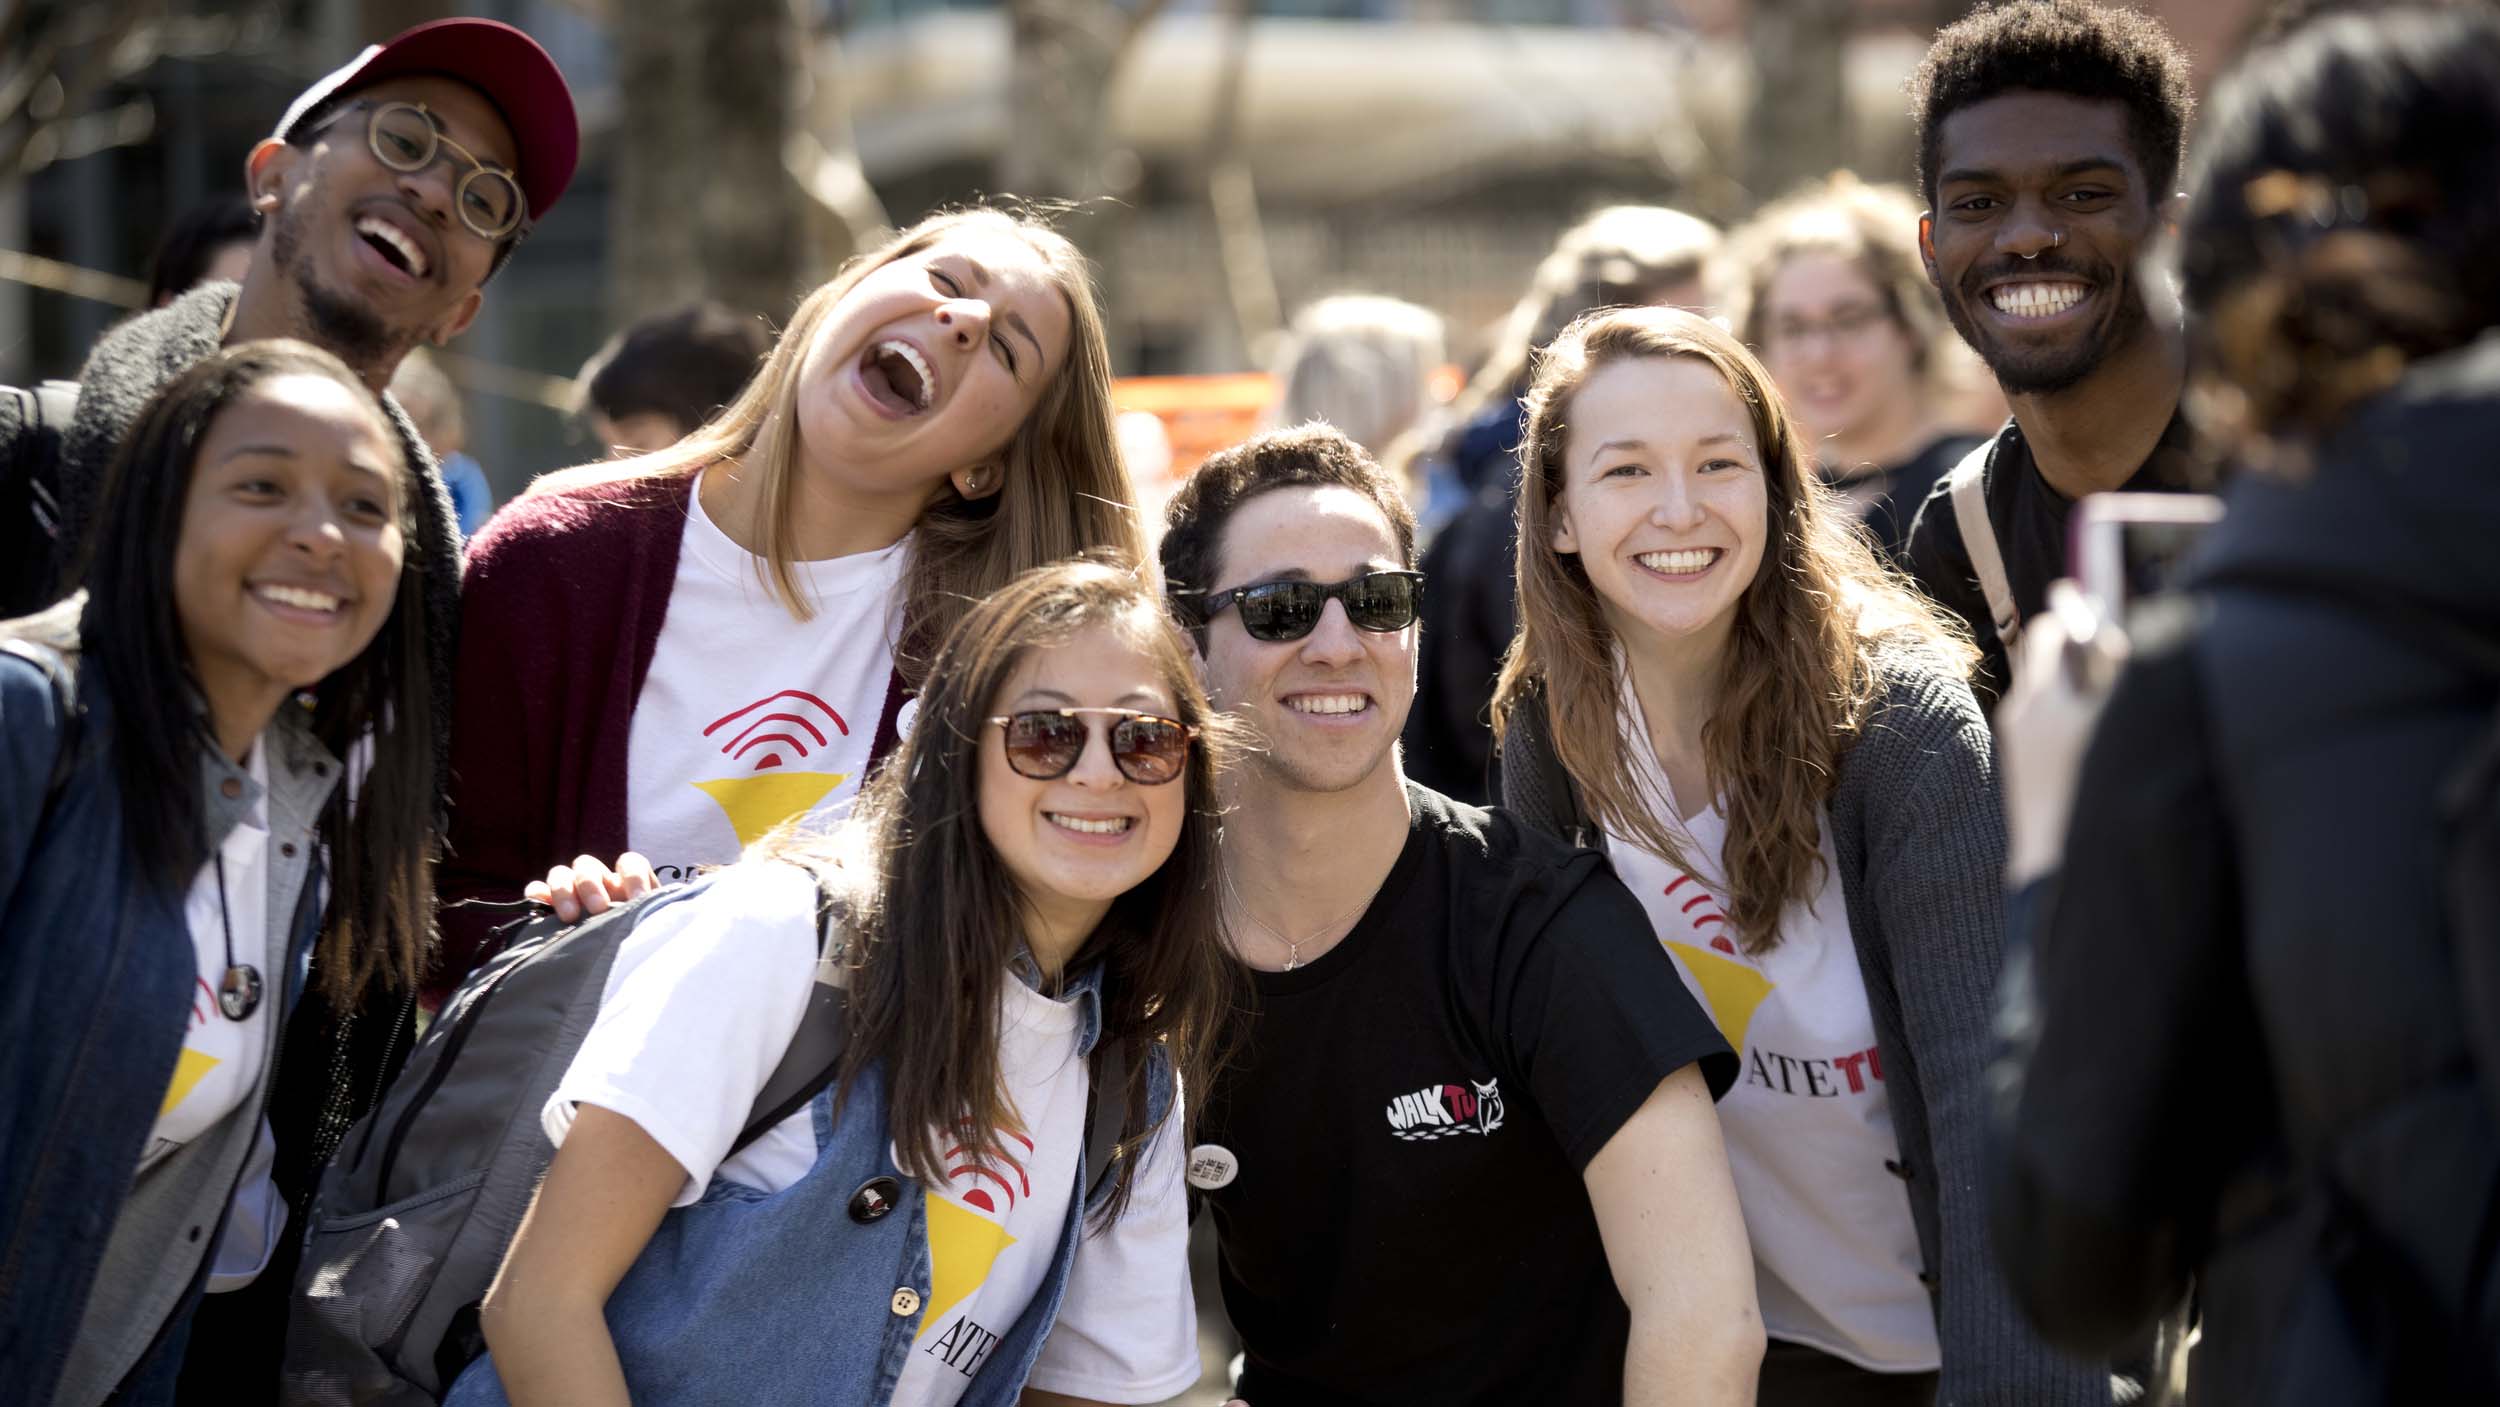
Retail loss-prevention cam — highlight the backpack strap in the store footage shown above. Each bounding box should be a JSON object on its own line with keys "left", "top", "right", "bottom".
{"left": 1, "top": 636, "right": 83, "bottom": 830}
{"left": 1946, "top": 436, "right": 2022, "bottom": 661}
{"left": 1082, "top": 1035, "right": 1129, "bottom": 1208}
{"left": 729, "top": 876, "right": 855, "bottom": 1155}
{"left": 25, "top": 379, "right": 78, "bottom": 544}
{"left": 726, "top": 871, "right": 1138, "bottom": 1199}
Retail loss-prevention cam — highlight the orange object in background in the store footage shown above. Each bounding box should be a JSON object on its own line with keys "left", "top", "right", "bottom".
{"left": 1114, "top": 372, "right": 1274, "bottom": 477}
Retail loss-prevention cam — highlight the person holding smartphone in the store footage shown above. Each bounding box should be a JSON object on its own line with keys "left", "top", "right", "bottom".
{"left": 1991, "top": 9, "right": 2500, "bottom": 1400}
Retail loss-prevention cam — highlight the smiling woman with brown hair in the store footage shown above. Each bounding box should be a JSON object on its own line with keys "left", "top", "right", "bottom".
{"left": 453, "top": 557, "right": 1237, "bottom": 1407}
{"left": 1494, "top": 307, "right": 2102, "bottom": 1405}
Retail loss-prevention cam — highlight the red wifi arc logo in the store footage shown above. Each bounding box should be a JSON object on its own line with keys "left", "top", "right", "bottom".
{"left": 1665, "top": 874, "right": 1736, "bottom": 955}
{"left": 702, "top": 690, "right": 851, "bottom": 773}
{"left": 945, "top": 1129, "right": 1034, "bottom": 1216}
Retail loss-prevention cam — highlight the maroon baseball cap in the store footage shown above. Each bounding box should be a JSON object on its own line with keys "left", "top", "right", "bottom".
{"left": 273, "top": 18, "right": 580, "bottom": 227}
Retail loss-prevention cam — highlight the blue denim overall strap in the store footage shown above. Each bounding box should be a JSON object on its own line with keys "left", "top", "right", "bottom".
{"left": 448, "top": 961, "right": 1175, "bottom": 1407}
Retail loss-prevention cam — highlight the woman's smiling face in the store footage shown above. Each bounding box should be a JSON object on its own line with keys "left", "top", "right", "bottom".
{"left": 1551, "top": 355, "right": 1768, "bottom": 661}
{"left": 977, "top": 622, "right": 1191, "bottom": 955}
{"left": 174, "top": 371, "right": 406, "bottom": 723}
{"left": 793, "top": 225, "right": 1074, "bottom": 500}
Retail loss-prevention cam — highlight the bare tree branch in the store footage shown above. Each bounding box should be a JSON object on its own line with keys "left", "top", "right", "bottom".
{"left": 0, "top": 0, "right": 161, "bottom": 178}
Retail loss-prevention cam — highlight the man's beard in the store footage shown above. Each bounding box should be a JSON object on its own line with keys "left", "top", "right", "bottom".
{"left": 268, "top": 194, "right": 407, "bottom": 375}
{"left": 1941, "top": 251, "right": 2148, "bottom": 396}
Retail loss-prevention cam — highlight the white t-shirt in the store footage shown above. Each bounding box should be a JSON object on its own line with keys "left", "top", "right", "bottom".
{"left": 546, "top": 862, "right": 1199, "bottom": 1405}
{"left": 146, "top": 742, "right": 274, "bottom": 1175}
{"left": 1603, "top": 705, "right": 1939, "bottom": 1373}
{"left": 624, "top": 476, "right": 904, "bottom": 883}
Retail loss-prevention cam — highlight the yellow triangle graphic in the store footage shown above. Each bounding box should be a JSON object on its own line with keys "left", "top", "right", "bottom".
{"left": 691, "top": 771, "right": 848, "bottom": 848}
{"left": 160, "top": 1048, "right": 222, "bottom": 1117}
{"left": 917, "top": 1195, "right": 1017, "bottom": 1339}
{"left": 1664, "top": 940, "right": 1777, "bottom": 1052}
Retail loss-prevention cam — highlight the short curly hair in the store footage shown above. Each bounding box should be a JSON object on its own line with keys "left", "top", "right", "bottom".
{"left": 1908, "top": 0, "right": 2196, "bottom": 210}
{"left": 1159, "top": 423, "right": 1418, "bottom": 635}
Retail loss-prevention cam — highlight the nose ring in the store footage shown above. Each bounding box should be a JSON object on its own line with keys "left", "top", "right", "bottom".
{"left": 2020, "top": 231, "right": 2067, "bottom": 261}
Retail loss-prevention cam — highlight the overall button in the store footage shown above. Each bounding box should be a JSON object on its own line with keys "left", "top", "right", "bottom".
{"left": 890, "top": 1286, "right": 922, "bottom": 1318}
{"left": 281, "top": 842, "right": 298, "bottom": 859}
{"left": 219, "top": 778, "right": 242, "bottom": 800}
{"left": 847, "top": 1176, "right": 900, "bottom": 1224}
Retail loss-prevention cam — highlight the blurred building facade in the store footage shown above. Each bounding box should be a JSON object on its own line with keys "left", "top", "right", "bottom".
{"left": 3, "top": 0, "right": 2259, "bottom": 491}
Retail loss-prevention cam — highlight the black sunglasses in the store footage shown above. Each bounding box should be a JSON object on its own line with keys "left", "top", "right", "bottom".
{"left": 1195, "top": 570, "right": 1425, "bottom": 643}
{"left": 986, "top": 707, "right": 1197, "bottom": 785}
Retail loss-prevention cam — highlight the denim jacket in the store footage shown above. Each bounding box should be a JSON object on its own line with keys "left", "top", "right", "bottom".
{"left": 0, "top": 643, "right": 336, "bottom": 1407}
{"left": 446, "top": 959, "right": 1177, "bottom": 1407}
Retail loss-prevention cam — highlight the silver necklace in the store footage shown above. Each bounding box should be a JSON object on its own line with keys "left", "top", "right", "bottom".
{"left": 1228, "top": 877, "right": 1373, "bottom": 972}
{"left": 213, "top": 855, "right": 263, "bottom": 1022}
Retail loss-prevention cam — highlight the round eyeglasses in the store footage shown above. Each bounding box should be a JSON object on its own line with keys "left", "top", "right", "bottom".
{"left": 347, "top": 100, "right": 527, "bottom": 241}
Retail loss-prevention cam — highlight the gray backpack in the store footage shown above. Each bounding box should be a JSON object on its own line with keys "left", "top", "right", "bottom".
{"left": 279, "top": 872, "right": 853, "bottom": 1406}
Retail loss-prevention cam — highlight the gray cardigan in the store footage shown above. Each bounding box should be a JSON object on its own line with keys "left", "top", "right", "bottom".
{"left": 1498, "top": 653, "right": 2105, "bottom": 1406}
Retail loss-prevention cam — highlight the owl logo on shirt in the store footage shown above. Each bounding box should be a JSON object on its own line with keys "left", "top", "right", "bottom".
{"left": 691, "top": 689, "right": 852, "bottom": 846}
{"left": 1384, "top": 1078, "right": 1505, "bottom": 1141}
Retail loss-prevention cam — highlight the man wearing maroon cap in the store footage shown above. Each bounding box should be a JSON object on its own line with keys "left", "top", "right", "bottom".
{"left": 2, "top": 17, "right": 579, "bottom": 613}
{"left": 0, "top": 21, "right": 577, "bottom": 1407}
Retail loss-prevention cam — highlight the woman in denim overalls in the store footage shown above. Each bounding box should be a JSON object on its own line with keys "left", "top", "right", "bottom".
{"left": 451, "top": 558, "right": 1239, "bottom": 1407}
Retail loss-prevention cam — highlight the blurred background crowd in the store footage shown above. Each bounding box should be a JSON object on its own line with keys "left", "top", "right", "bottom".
{"left": 6, "top": 0, "right": 2265, "bottom": 498}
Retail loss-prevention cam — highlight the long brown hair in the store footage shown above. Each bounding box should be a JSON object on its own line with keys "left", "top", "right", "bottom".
{"left": 758, "top": 556, "right": 1238, "bottom": 1221}
{"left": 534, "top": 207, "right": 1142, "bottom": 682}
{"left": 1491, "top": 308, "right": 1972, "bottom": 954}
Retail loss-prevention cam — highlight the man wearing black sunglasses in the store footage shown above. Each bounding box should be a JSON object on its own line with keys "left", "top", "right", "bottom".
{"left": 1161, "top": 425, "right": 1762, "bottom": 1405}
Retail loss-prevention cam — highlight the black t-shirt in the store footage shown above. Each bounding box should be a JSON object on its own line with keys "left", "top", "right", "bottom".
{"left": 1835, "top": 430, "right": 1983, "bottom": 566}
{"left": 1198, "top": 784, "right": 1736, "bottom": 1407}
{"left": 1902, "top": 409, "right": 2201, "bottom": 707}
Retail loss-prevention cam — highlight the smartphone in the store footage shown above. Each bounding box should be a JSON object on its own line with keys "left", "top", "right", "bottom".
{"left": 2071, "top": 493, "right": 2226, "bottom": 622}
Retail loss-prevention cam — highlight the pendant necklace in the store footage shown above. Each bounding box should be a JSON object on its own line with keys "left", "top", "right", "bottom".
{"left": 1230, "top": 879, "right": 1374, "bottom": 973}
{"left": 213, "top": 855, "right": 264, "bottom": 1022}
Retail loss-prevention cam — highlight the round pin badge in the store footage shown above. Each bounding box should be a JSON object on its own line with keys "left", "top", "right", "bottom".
{"left": 1185, "top": 1143, "right": 1239, "bottom": 1191}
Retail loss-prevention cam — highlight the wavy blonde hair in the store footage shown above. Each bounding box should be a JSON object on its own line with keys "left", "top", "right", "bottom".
{"left": 1491, "top": 307, "right": 1973, "bottom": 954}
{"left": 535, "top": 207, "right": 1140, "bottom": 681}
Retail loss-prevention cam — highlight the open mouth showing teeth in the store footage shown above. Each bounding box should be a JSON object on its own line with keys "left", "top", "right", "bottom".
{"left": 1636, "top": 548, "right": 1720, "bottom": 575}
{"left": 1988, "top": 282, "right": 2086, "bottom": 318}
{"left": 860, "top": 341, "right": 934, "bottom": 414}
{"left": 355, "top": 216, "right": 428, "bottom": 279}
{"left": 1048, "top": 813, "right": 1133, "bottom": 836}
{"left": 1287, "top": 694, "right": 1368, "bottom": 716}
{"left": 256, "top": 584, "right": 343, "bottom": 613}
